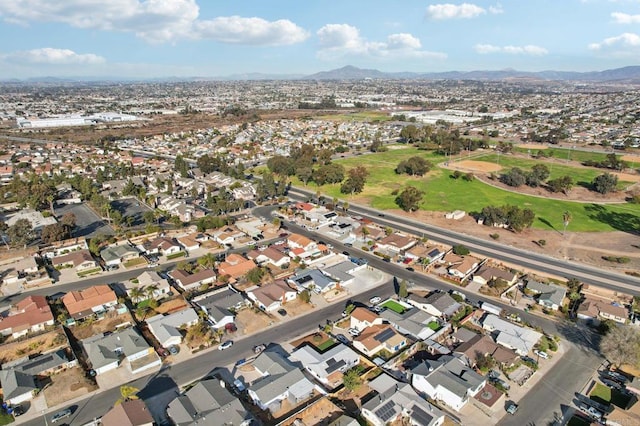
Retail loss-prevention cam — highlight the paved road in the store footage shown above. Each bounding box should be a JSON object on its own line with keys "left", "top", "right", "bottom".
{"left": 287, "top": 186, "right": 640, "bottom": 295}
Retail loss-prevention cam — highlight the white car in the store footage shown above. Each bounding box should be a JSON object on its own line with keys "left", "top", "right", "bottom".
{"left": 534, "top": 350, "right": 549, "bottom": 360}
{"left": 348, "top": 328, "right": 361, "bottom": 337}
{"left": 369, "top": 296, "right": 382, "bottom": 305}
{"left": 219, "top": 340, "right": 233, "bottom": 350}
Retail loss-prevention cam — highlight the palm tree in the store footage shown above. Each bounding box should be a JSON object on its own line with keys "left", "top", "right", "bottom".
{"left": 116, "top": 385, "right": 140, "bottom": 405}
{"left": 145, "top": 284, "right": 159, "bottom": 300}
{"left": 562, "top": 211, "right": 572, "bottom": 235}
{"left": 361, "top": 226, "right": 370, "bottom": 242}
{"left": 342, "top": 202, "right": 349, "bottom": 213}
{"left": 129, "top": 286, "right": 146, "bottom": 304}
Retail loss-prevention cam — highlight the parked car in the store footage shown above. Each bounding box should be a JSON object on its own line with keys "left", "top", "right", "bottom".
{"left": 534, "top": 350, "right": 549, "bottom": 360}
{"left": 235, "top": 358, "right": 247, "bottom": 367}
{"left": 348, "top": 327, "right": 361, "bottom": 337}
{"left": 336, "top": 334, "right": 350, "bottom": 344}
{"left": 342, "top": 251, "right": 350, "bottom": 256}
{"left": 369, "top": 306, "right": 384, "bottom": 313}
{"left": 604, "top": 370, "right": 629, "bottom": 384}
{"left": 521, "top": 356, "right": 538, "bottom": 366}
{"left": 369, "top": 296, "right": 382, "bottom": 305}
{"left": 11, "top": 405, "right": 24, "bottom": 417}
{"left": 253, "top": 344, "right": 266, "bottom": 354}
{"left": 579, "top": 404, "right": 602, "bottom": 421}
{"left": 233, "top": 378, "right": 246, "bottom": 392}
{"left": 51, "top": 408, "right": 72, "bottom": 423}
{"left": 506, "top": 402, "right": 518, "bottom": 415}
{"left": 602, "top": 379, "right": 623, "bottom": 391}
{"left": 219, "top": 340, "right": 233, "bottom": 350}
{"left": 277, "top": 308, "right": 287, "bottom": 317}
{"left": 406, "top": 267, "right": 415, "bottom": 272}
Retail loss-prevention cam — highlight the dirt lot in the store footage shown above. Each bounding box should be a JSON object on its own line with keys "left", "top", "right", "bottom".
{"left": 235, "top": 307, "right": 274, "bottom": 335}
{"left": 455, "top": 160, "right": 502, "bottom": 173}
{"left": 277, "top": 397, "right": 344, "bottom": 426}
{"left": 69, "top": 311, "right": 134, "bottom": 340}
{"left": 43, "top": 367, "right": 98, "bottom": 407}
{"left": 0, "top": 329, "right": 67, "bottom": 364}
{"left": 154, "top": 296, "right": 189, "bottom": 315}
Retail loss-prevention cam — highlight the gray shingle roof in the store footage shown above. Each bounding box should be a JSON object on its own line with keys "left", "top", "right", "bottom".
{"left": 0, "top": 369, "right": 37, "bottom": 400}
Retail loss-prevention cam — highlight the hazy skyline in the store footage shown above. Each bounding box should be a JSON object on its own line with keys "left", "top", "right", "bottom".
{"left": 0, "top": 0, "right": 639, "bottom": 79}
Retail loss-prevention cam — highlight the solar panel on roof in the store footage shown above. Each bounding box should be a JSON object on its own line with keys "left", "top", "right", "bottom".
{"left": 411, "top": 405, "right": 434, "bottom": 425}
{"left": 325, "top": 358, "right": 346, "bottom": 373}
{"left": 296, "top": 275, "right": 313, "bottom": 284}
{"left": 374, "top": 328, "right": 395, "bottom": 343}
{"left": 375, "top": 400, "right": 397, "bottom": 422}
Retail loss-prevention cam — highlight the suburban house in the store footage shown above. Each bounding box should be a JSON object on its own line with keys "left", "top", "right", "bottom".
{"left": 176, "top": 233, "right": 201, "bottom": 252}
{"left": 167, "top": 378, "right": 254, "bottom": 426}
{"left": 0, "top": 295, "right": 55, "bottom": 339}
{"left": 447, "top": 256, "right": 480, "bottom": 279}
{"left": 472, "top": 265, "right": 518, "bottom": 286}
{"left": 408, "top": 292, "right": 462, "bottom": 319}
{"left": 43, "top": 238, "right": 89, "bottom": 259}
{"left": 379, "top": 308, "right": 441, "bottom": 341}
{"left": 0, "top": 370, "right": 38, "bottom": 405}
{"left": 454, "top": 334, "right": 519, "bottom": 368}
{"left": 212, "top": 226, "right": 245, "bottom": 246}
{"left": 526, "top": 279, "right": 567, "bottom": 311}
{"left": 131, "top": 270, "right": 171, "bottom": 299}
{"left": 100, "top": 243, "right": 141, "bottom": 267}
{"left": 142, "top": 236, "right": 182, "bottom": 256}
{"left": 481, "top": 314, "right": 543, "bottom": 356}
{"left": 5, "top": 208, "right": 56, "bottom": 232}
{"left": 2, "top": 349, "right": 76, "bottom": 377}
{"left": 51, "top": 249, "right": 99, "bottom": 273}
{"left": 404, "top": 244, "right": 445, "bottom": 265}
{"left": 61, "top": 285, "right": 118, "bottom": 320}
{"left": 235, "top": 217, "right": 267, "bottom": 237}
{"left": 377, "top": 233, "right": 417, "bottom": 255}
{"left": 410, "top": 355, "right": 486, "bottom": 412}
{"left": 290, "top": 343, "right": 360, "bottom": 389}
{"left": 169, "top": 268, "right": 216, "bottom": 292}
{"left": 101, "top": 399, "right": 154, "bottom": 426}
{"left": 248, "top": 349, "right": 319, "bottom": 413}
{"left": 350, "top": 307, "right": 384, "bottom": 331}
{"left": 323, "top": 261, "right": 363, "bottom": 286}
{"left": 577, "top": 297, "right": 629, "bottom": 324}
{"left": 0, "top": 256, "right": 40, "bottom": 286}
{"left": 246, "top": 247, "right": 291, "bottom": 268}
{"left": 80, "top": 327, "right": 161, "bottom": 375}
{"left": 192, "top": 291, "right": 237, "bottom": 329}
{"left": 362, "top": 373, "right": 445, "bottom": 426}
{"left": 288, "top": 269, "right": 337, "bottom": 294}
{"left": 352, "top": 324, "right": 407, "bottom": 357}
{"left": 287, "top": 233, "right": 319, "bottom": 259}
{"left": 246, "top": 280, "right": 298, "bottom": 312}
{"left": 146, "top": 308, "right": 199, "bottom": 348}
{"left": 217, "top": 254, "right": 256, "bottom": 282}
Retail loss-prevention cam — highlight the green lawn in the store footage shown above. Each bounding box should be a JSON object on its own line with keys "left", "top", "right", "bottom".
{"left": 590, "top": 382, "right": 632, "bottom": 408}
{"left": 317, "top": 111, "right": 393, "bottom": 122}
{"left": 513, "top": 146, "right": 621, "bottom": 164}
{"left": 427, "top": 321, "right": 442, "bottom": 331}
{"left": 471, "top": 153, "right": 632, "bottom": 189}
{"left": 381, "top": 300, "right": 407, "bottom": 314}
{"left": 307, "top": 147, "right": 640, "bottom": 233}
{"left": 316, "top": 338, "right": 336, "bottom": 351}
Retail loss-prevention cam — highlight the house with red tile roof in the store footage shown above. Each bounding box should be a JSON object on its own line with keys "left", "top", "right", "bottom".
{"left": 0, "top": 295, "right": 54, "bottom": 339}
{"left": 217, "top": 254, "right": 256, "bottom": 281}
{"left": 352, "top": 324, "right": 407, "bottom": 357}
{"left": 61, "top": 285, "right": 118, "bottom": 320}
{"left": 246, "top": 280, "right": 298, "bottom": 312}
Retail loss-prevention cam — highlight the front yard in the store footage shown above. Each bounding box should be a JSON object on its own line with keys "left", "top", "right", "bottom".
{"left": 590, "top": 382, "right": 632, "bottom": 408}
{"left": 381, "top": 300, "right": 407, "bottom": 314}
{"left": 0, "top": 329, "right": 67, "bottom": 364}
{"left": 290, "top": 331, "right": 335, "bottom": 352}
{"left": 43, "top": 366, "right": 98, "bottom": 407}
{"left": 68, "top": 311, "right": 134, "bottom": 340}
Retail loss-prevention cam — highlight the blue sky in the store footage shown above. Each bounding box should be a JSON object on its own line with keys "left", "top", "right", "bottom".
{"left": 0, "top": 0, "right": 639, "bottom": 78}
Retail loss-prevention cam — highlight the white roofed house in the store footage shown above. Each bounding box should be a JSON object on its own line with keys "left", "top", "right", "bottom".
{"left": 142, "top": 236, "right": 182, "bottom": 256}
{"left": 290, "top": 343, "right": 360, "bottom": 389}
{"left": 100, "top": 243, "right": 140, "bottom": 267}
{"left": 408, "top": 292, "right": 462, "bottom": 319}
{"left": 51, "top": 249, "right": 98, "bottom": 274}
{"left": 526, "top": 279, "right": 567, "bottom": 311}
{"left": 169, "top": 269, "right": 216, "bottom": 292}
{"left": 146, "top": 307, "right": 199, "bottom": 348}
{"left": 481, "top": 314, "right": 543, "bottom": 356}
{"left": 246, "top": 247, "right": 291, "bottom": 269}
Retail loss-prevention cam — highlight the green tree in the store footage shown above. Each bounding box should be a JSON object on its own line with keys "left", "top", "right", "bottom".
{"left": 129, "top": 286, "right": 146, "bottom": 304}
{"left": 41, "top": 223, "right": 67, "bottom": 244}
{"left": 452, "top": 245, "right": 470, "bottom": 255}
{"left": 340, "top": 166, "right": 368, "bottom": 195}
{"left": 246, "top": 267, "right": 265, "bottom": 284}
{"left": 143, "top": 210, "right": 156, "bottom": 225}
{"left": 395, "top": 186, "right": 424, "bottom": 212}
{"left": 562, "top": 211, "right": 572, "bottom": 235}
{"left": 398, "top": 280, "right": 408, "bottom": 299}
{"left": 298, "top": 289, "right": 312, "bottom": 303}
{"left": 395, "top": 156, "right": 432, "bottom": 176}
{"left": 547, "top": 175, "right": 573, "bottom": 194}
{"left": 343, "top": 367, "right": 363, "bottom": 391}
{"left": 592, "top": 172, "right": 618, "bottom": 194}
{"left": 7, "top": 218, "right": 33, "bottom": 248}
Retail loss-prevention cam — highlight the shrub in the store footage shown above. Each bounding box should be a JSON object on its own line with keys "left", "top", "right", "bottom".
{"left": 452, "top": 245, "right": 470, "bottom": 255}
{"left": 538, "top": 239, "right": 546, "bottom": 247}
{"left": 490, "top": 233, "right": 500, "bottom": 240}
{"left": 602, "top": 256, "right": 631, "bottom": 264}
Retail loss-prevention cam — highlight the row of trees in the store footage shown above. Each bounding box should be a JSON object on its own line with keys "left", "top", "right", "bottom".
{"left": 500, "top": 164, "right": 550, "bottom": 188}
{"left": 481, "top": 204, "right": 536, "bottom": 232}
{"left": 500, "top": 166, "right": 618, "bottom": 195}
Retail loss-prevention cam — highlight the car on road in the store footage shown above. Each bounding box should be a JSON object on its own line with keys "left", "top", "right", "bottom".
{"left": 253, "top": 344, "right": 266, "bottom": 354}
{"left": 279, "top": 232, "right": 289, "bottom": 238}
{"left": 533, "top": 350, "right": 549, "bottom": 360}
{"left": 506, "top": 402, "right": 518, "bottom": 415}
{"left": 51, "top": 408, "right": 72, "bottom": 423}
{"left": 336, "top": 334, "right": 350, "bottom": 344}
{"left": 369, "top": 296, "right": 382, "bottom": 305}
{"left": 277, "top": 308, "right": 287, "bottom": 317}
{"left": 406, "top": 267, "right": 415, "bottom": 272}
{"left": 219, "top": 340, "right": 233, "bottom": 350}
{"left": 348, "top": 327, "right": 361, "bottom": 337}
{"left": 378, "top": 213, "right": 385, "bottom": 217}
{"left": 342, "top": 251, "right": 350, "bottom": 256}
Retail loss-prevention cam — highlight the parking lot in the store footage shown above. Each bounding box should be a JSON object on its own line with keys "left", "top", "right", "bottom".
{"left": 110, "top": 197, "right": 153, "bottom": 226}
{"left": 55, "top": 203, "right": 114, "bottom": 237}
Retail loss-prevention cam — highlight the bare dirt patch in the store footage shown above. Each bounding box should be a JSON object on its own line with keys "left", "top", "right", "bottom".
{"left": 388, "top": 208, "right": 640, "bottom": 274}
{"left": 68, "top": 311, "right": 134, "bottom": 340}
{"left": 454, "top": 160, "right": 502, "bottom": 173}
{"left": 290, "top": 331, "right": 334, "bottom": 350}
{"left": 0, "top": 329, "right": 67, "bottom": 364}
{"left": 277, "top": 397, "right": 343, "bottom": 426}
{"left": 43, "top": 367, "right": 98, "bottom": 407}
{"left": 235, "top": 307, "right": 273, "bottom": 335}
{"left": 622, "top": 155, "right": 640, "bottom": 163}
{"left": 154, "top": 296, "right": 189, "bottom": 314}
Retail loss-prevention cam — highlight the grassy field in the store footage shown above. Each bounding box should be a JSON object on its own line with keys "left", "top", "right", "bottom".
{"left": 317, "top": 111, "right": 393, "bottom": 122}
{"left": 514, "top": 146, "right": 622, "bottom": 164}
{"left": 470, "top": 153, "right": 632, "bottom": 189}
{"left": 299, "top": 147, "right": 640, "bottom": 233}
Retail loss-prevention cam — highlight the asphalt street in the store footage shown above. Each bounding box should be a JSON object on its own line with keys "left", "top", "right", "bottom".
{"left": 287, "top": 187, "right": 640, "bottom": 295}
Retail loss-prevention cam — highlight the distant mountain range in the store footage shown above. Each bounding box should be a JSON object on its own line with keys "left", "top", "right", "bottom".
{"left": 4, "top": 64, "right": 640, "bottom": 83}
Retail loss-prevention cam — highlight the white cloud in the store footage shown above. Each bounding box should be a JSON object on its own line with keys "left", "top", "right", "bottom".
{"left": 195, "top": 16, "right": 308, "bottom": 45}
{"left": 489, "top": 3, "right": 504, "bottom": 14}
{"left": 316, "top": 24, "right": 446, "bottom": 60}
{"left": 427, "top": 3, "right": 486, "bottom": 19}
{"left": 3, "top": 48, "right": 105, "bottom": 65}
{"left": 474, "top": 43, "right": 548, "bottom": 55}
{"left": 589, "top": 32, "right": 640, "bottom": 55}
{"left": 611, "top": 12, "right": 640, "bottom": 23}
{"left": 0, "top": 0, "right": 308, "bottom": 45}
